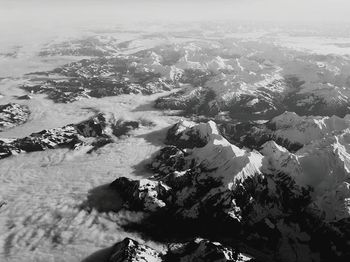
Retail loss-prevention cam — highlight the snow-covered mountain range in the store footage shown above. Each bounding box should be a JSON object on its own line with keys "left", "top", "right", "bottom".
{"left": 1, "top": 23, "right": 350, "bottom": 262}
{"left": 22, "top": 38, "right": 350, "bottom": 121}
{"left": 111, "top": 119, "right": 350, "bottom": 261}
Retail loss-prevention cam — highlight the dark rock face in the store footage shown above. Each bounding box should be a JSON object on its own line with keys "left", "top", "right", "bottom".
{"left": 165, "top": 121, "right": 208, "bottom": 149}
{"left": 107, "top": 238, "right": 253, "bottom": 262}
{"left": 150, "top": 146, "right": 189, "bottom": 176}
{"left": 218, "top": 120, "right": 304, "bottom": 152}
{"left": 110, "top": 120, "right": 350, "bottom": 262}
{"left": 0, "top": 103, "right": 30, "bottom": 131}
{"left": 0, "top": 114, "right": 106, "bottom": 159}
{"left": 110, "top": 177, "right": 171, "bottom": 212}
{"left": 0, "top": 114, "right": 141, "bottom": 160}
{"left": 112, "top": 120, "right": 140, "bottom": 137}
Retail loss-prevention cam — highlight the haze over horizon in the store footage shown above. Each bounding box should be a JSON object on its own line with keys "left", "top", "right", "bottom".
{"left": 1, "top": 0, "right": 350, "bottom": 25}
{"left": 1, "top": 0, "right": 349, "bottom": 54}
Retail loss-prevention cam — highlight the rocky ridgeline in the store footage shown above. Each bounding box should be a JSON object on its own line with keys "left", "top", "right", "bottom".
{"left": 22, "top": 53, "right": 183, "bottom": 103}
{"left": 0, "top": 103, "right": 30, "bottom": 131}
{"left": 220, "top": 111, "right": 350, "bottom": 152}
{"left": 104, "top": 237, "right": 253, "bottom": 262}
{"left": 22, "top": 39, "right": 350, "bottom": 118}
{"left": 110, "top": 120, "right": 350, "bottom": 262}
{"left": 155, "top": 80, "right": 350, "bottom": 121}
{"left": 0, "top": 114, "right": 140, "bottom": 160}
{"left": 38, "top": 36, "right": 120, "bottom": 57}
{"left": 149, "top": 43, "right": 350, "bottom": 120}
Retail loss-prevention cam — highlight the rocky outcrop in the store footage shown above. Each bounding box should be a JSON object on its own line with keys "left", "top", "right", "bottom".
{"left": 16, "top": 94, "right": 32, "bottom": 100}
{"left": 109, "top": 238, "right": 163, "bottom": 262}
{"left": 0, "top": 103, "right": 30, "bottom": 131}
{"left": 107, "top": 238, "right": 253, "bottom": 262}
{"left": 166, "top": 238, "right": 254, "bottom": 262}
{"left": 112, "top": 120, "right": 140, "bottom": 137}
{"left": 110, "top": 120, "right": 350, "bottom": 262}
{"left": 0, "top": 114, "right": 141, "bottom": 160}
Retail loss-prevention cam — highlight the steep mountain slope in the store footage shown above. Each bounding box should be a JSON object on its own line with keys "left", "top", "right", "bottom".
{"left": 94, "top": 237, "right": 253, "bottom": 262}
{"left": 111, "top": 120, "right": 350, "bottom": 262}
{"left": 220, "top": 111, "right": 350, "bottom": 152}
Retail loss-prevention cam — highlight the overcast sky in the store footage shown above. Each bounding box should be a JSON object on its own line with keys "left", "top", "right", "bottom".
{"left": 1, "top": 0, "right": 350, "bottom": 24}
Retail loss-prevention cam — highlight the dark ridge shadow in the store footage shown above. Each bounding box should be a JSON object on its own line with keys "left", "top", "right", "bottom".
{"left": 131, "top": 151, "right": 159, "bottom": 178}
{"left": 136, "top": 126, "right": 169, "bottom": 147}
{"left": 117, "top": 212, "right": 269, "bottom": 262}
{"left": 80, "top": 206, "right": 267, "bottom": 262}
{"left": 81, "top": 246, "right": 115, "bottom": 262}
{"left": 131, "top": 126, "right": 170, "bottom": 178}
{"left": 119, "top": 211, "right": 240, "bottom": 244}
{"left": 82, "top": 184, "right": 124, "bottom": 213}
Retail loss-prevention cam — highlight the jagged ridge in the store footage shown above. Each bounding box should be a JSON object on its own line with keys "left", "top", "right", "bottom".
{"left": 0, "top": 114, "right": 140, "bottom": 160}
{"left": 105, "top": 237, "right": 253, "bottom": 262}
{"left": 110, "top": 120, "right": 350, "bottom": 262}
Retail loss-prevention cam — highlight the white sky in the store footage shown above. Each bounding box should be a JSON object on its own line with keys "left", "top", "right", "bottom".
{"left": 0, "top": 0, "right": 349, "bottom": 48}
{"left": 1, "top": 0, "right": 350, "bottom": 24}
